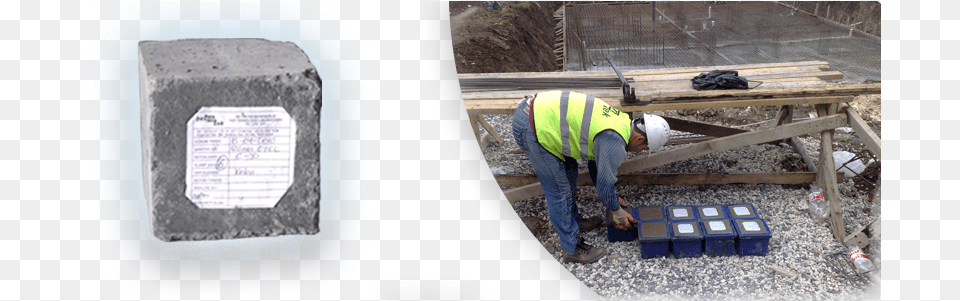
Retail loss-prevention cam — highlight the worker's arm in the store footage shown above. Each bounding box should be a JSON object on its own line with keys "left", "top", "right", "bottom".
{"left": 592, "top": 130, "right": 628, "bottom": 212}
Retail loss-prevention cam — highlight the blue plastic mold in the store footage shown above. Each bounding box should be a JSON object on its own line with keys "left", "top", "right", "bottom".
{"left": 701, "top": 219, "right": 737, "bottom": 256}
{"left": 733, "top": 219, "right": 772, "bottom": 256}
{"left": 666, "top": 205, "right": 698, "bottom": 222}
{"left": 724, "top": 203, "right": 759, "bottom": 220}
{"left": 635, "top": 206, "right": 665, "bottom": 222}
{"left": 638, "top": 221, "right": 671, "bottom": 259}
{"left": 670, "top": 221, "right": 703, "bottom": 258}
{"left": 697, "top": 204, "right": 728, "bottom": 221}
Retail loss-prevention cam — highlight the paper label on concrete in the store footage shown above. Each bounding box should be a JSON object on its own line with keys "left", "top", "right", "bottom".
{"left": 185, "top": 107, "right": 296, "bottom": 209}
{"left": 672, "top": 208, "right": 688, "bottom": 218}
{"left": 709, "top": 221, "right": 726, "bottom": 231}
{"left": 733, "top": 206, "right": 750, "bottom": 216}
{"left": 702, "top": 207, "right": 719, "bottom": 217}
{"left": 743, "top": 221, "right": 761, "bottom": 231}
{"left": 678, "top": 224, "right": 694, "bottom": 234}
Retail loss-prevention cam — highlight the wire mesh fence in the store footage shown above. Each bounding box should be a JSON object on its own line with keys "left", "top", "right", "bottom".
{"left": 563, "top": 1, "right": 880, "bottom": 82}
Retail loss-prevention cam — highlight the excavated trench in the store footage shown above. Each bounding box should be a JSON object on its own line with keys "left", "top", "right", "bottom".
{"left": 451, "top": 1, "right": 561, "bottom": 73}
{"left": 453, "top": 1, "right": 880, "bottom": 82}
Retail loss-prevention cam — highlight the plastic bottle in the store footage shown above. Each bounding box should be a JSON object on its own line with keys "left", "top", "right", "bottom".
{"left": 807, "top": 185, "right": 829, "bottom": 221}
{"left": 848, "top": 245, "right": 878, "bottom": 280}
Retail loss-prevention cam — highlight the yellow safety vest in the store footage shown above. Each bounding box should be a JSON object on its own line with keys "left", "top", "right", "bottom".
{"left": 532, "top": 91, "right": 632, "bottom": 160}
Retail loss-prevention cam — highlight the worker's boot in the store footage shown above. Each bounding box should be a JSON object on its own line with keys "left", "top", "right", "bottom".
{"left": 562, "top": 238, "right": 606, "bottom": 264}
{"left": 577, "top": 216, "right": 603, "bottom": 232}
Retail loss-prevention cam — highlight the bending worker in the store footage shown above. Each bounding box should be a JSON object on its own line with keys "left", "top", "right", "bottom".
{"left": 512, "top": 90, "right": 671, "bottom": 263}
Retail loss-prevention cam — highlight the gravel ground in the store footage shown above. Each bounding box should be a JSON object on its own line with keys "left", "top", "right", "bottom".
{"left": 480, "top": 112, "right": 882, "bottom": 300}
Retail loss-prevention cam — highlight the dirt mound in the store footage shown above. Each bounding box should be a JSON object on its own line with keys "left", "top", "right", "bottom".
{"left": 450, "top": 1, "right": 561, "bottom": 73}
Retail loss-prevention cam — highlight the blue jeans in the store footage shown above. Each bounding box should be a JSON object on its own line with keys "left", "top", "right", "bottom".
{"left": 513, "top": 101, "right": 583, "bottom": 254}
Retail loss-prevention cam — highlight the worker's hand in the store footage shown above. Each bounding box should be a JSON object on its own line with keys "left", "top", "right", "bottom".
{"left": 609, "top": 207, "right": 637, "bottom": 231}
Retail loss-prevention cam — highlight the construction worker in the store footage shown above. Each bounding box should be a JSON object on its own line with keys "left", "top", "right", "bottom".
{"left": 511, "top": 90, "right": 671, "bottom": 263}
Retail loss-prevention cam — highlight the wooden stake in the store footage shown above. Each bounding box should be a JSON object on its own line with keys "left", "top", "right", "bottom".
{"left": 477, "top": 115, "right": 504, "bottom": 144}
{"left": 469, "top": 114, "right": 482, "bottom": 146}
{"left": 845, "top": 107, "right": 881, "bottom": 159}
{"left": 816, "top": 104, "right": 846, "bottom": 243}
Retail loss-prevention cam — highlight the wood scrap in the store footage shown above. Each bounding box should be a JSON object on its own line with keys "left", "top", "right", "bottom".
{"left": 770, "top": 266, "right": 799, "bottom": 280}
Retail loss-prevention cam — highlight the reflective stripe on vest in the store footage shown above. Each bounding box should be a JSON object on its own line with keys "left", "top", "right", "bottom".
{"left": 558, "top": 91, "right": 571, "bottom": 157}
{"left": 532, "top": 91, "right": 632, "bottom": 160}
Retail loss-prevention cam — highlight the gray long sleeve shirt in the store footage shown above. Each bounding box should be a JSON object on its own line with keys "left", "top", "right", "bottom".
{"left": 592, "top": 130, "right": 628, "bottom": 212}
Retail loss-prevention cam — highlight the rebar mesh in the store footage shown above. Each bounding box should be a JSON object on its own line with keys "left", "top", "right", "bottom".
{"left": 563, "top": 1, "right": 880, "bottom": 83}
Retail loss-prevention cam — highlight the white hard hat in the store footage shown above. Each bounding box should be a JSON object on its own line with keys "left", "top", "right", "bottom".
{"left": 635, "top": 113, "right": 670, "bottom": 152}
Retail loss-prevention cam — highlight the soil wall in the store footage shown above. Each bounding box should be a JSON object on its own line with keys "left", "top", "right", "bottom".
{"left": 452, "top": 2, "right": 562, "bottom": 73}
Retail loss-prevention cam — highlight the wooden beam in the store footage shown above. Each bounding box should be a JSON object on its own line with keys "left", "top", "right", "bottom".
{"left": 494, "top": 172, "right": 846, "bottom": 187}
{"left": 661, "top": 116, "right": 782, "bottom": 147}
{"left": 466, "top": 95, "right": 854, "bottom": 115}
{"left": 461, "top": 82, "right": 875, "bottom": 107}
{"left": 457, "top": 61, "right": 833, "bottom": 79}
{"left": 504, "top": 114, "right": 849, "bottom": 203}
{"left": 617, "top": 114, "right": 847, "bottom": 176}
{"left": 628, "top": 70, "right": 843, "bottom": 83}
{"left": 641, "top": 83, "right": 880, "bottom": 103}
{"left": 476, "top": 115, "right": 504, "bottom": 144}
{"left": 662, "top": 116, "right": 750, "bottom": 137}
{"left": 845, "top": 108, "right": 881, "bottom": 160}
{"left": 667, "top": 136, "right": 713, "bottom": 145}
{"left": 629, "top": 95, "right": 857, "bottom": 111}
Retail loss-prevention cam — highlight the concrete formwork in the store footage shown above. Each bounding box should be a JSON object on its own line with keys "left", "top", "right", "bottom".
{"left": 564, "top": 1, "right": 879, "bottom": 83}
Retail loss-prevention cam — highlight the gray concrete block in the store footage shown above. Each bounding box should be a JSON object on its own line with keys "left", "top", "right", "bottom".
{"left": 139, "top": 39, "right": 321, "bottom": 241}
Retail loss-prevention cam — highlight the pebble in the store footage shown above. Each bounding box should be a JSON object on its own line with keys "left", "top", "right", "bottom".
{"left": 479, "top": 114, "right": 882, "bottom": 300}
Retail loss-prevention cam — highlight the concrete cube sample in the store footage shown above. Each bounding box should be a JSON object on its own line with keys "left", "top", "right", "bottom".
{"left": 139, "top": 39, "right": 321, "bottom": 241}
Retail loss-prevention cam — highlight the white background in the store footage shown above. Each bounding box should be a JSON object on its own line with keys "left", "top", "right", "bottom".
{"left": 0, "top": 0, "right": 932, "bottom": 299}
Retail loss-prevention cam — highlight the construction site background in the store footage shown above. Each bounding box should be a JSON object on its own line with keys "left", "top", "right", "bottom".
{"left": 561, "top": 1, "right": 880, "bottom": 83}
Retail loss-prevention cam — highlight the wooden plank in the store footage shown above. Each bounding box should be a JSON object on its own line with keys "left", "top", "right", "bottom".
{"left": 462, "top": 75, "right": 837, "bottom": 95}
{"left": 504, "top": 114, "right": 849, "bottom": 203}
{"left": 642, "top": 83, "right": 880, "bottom": 103}
{"left": 460, "top": 81, "right": 871, "bottom": 104}
{"left": 630, "top": 77, "right": 833, "bottom": 93}
{"left": 466, "top": 95, "right": 854, "bottom": 115}
{"left": 629, "top": 70, "right": 843, "bottom": 83}
{"left": 495, "top": 172, "right": 845, "bottom": 187}
{"left": 458, "top": 61, "right": 832, "bottom": 79}
{"left": 629, "top": 96, "right": 856, "bottom": 112}
{"left": 477, "top": 115, "right": 504, "bottom": 144}
{"left": 845, "top": 108, "right": 881, "bottom": 159}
